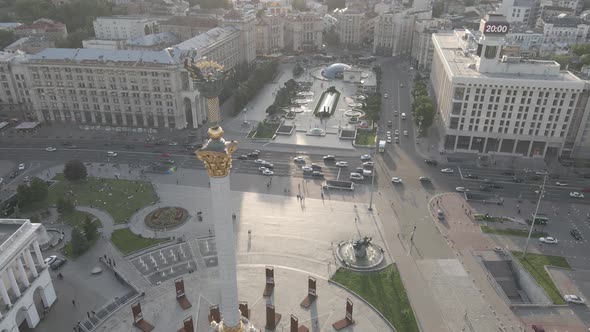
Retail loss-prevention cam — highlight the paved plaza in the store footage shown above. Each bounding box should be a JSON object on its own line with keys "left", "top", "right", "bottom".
{"left": 130, "top": 242, "right": 199, "bottom": 285}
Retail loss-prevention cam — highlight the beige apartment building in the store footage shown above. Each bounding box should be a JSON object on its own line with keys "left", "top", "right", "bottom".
{"left": 284, "top": 12, "right": 324, "bottom": 52}
{"left": 256, "top": 15, "right": 284, "bottom": 55}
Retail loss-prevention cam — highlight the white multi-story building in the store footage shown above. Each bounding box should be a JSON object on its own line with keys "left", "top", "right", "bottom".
{"left": 284, "top": 12, "right": 324, "bottom": 52}
{"left": 431, "top": 14, "right": 590, "bottom": 158}
{"left": 333, "top": 8, "right": 365, "bottom": 47}
{"left": 93, "top": 16, "right": 160, "bottom": 40}
{"left": 220, "top": 10, "right": 256, "bottom": 66}
{"left": 374, "top": 9, "right": 430, "bottom": 56}
{"left": 504, "top": 27, "right": 544, "bottom": 57}
{"left": 411, "top": 18, "right": 450, "bottom": 70}
{"left": 549, "top": 0, "right": 582, "bottom": 13}
{"left": 0, "top": 52, "right": 35, "bottom": 121}
{"left": 0, "top": 219, "right": 57, "bottom": 332}
{"left": 498, "top": 0, "right": 540, "bottom": 27}
{"left": 538, "top": 13, "right": 590, "bottom": 45}
{"left": 256, "top": 15, "right": 284, "bottom": 55}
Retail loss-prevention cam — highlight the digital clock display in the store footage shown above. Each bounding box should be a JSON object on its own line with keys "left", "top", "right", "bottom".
{"left": 483, "top": 22, "right": 510, "bottom": 34}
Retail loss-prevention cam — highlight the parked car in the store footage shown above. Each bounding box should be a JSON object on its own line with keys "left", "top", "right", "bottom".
{"left": 539, "top": 237, "right": 558, "bottom": 244}
{"left": 564, "top": 295, "right": 585, "bottom": 304}
{"left": 18, "top": 163, "right": 25, "bottom": 170}
{"left": 441, "top": 168, "right": 454, "bottom": 173}
{"left": 312, "top": 171, "right": 324, "bottom": 177}
{"left": 323, "top": 155, "right": 336, "bottom": 161}
{"left": 571, "top": 229, "right": 583, "bottom": 240}
{"left": 335, "top": 161, "right": 348, "bottom": 167}
{"left": 44, "top": 255, "right": 67, "bottom": 270}
{"left": 363, "top": 161, "right": 374, "bottom": 168}
{"left": 424, "top": 159, "right": 438, "bottom": 166}
{"left": 310, "top": 163, "right": 322, "bottom": 170}
{"left": 391, "top": 177, "right": 402, "bottom": 184}
{"left": 302, "top": 166, "right": 313, "bottom": 172}
{"left": 350, "top": 173, "right": 364, "bottom": 181}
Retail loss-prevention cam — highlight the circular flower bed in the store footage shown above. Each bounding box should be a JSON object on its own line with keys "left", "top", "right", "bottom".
{"left": 145, "top": 207, "right": 189, "bottom": 230}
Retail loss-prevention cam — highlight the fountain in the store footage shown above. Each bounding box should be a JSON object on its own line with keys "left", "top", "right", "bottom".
{"left": 336, "top": 236, "right": 384, "bottom": 270}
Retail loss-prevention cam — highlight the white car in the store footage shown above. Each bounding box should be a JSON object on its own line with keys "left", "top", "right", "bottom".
{"left": 258, "top": 166, "right": 268, "bottom": 172}
{"left": 441, "top": 168, "right": 454, "bottom": 173}
{"left": 539, "top": 237, "right": 558, "bottom": 244}
{"left": 18, "top": 163, "right": 25, "bottom": 170}
{"left": 386, "top": 131, "right": 391, "bottom": 136}
{"left": 403, "top": 130, "right": 408, "bottom": 136}
{"left": 386, "top": 137, "right": 392, "bottom": 143}
{"left": 564, "top": 295, "right": 585, "bottom": 304}
{"left": 262, "top": 169, "right": 274, "bottom": 176}
{"left": 391, "top": 177, "right": 402, "bottom": 184}
{"left": 555, "top": 182, "right": 568, "bottom": 186}
{"left": 535, "top": 170, "right": 548, "bottom": 175}
{"left": 323, "top": 155, "right": 336, "bottom": 161}
{"left": 107, "top": 151, "right": 118, "bottom": 157}
{"left": 570, "top": 192, "right": 585, "bottom": 198}
{"left": 44, "top": 255, "right": 57, "bottom": 265}
{"left": 350, "top": 173, "right": 364, "bottom": 181}
{"left": 301, "top": 166, "right": 313, "bottom": 172}
{"left": 293, "top": 156, "right": 306, "bottom": 162}
{"left": 45, "top": 147, "right": 57, "bottom": 152}
{"left": 394, "top": 130, "right": 399, "bottom": 135}
{"left": 384, "top": 93, "right": 388, "bottom": 98}
{"left": 360, "top": 154, "right": 371, "bottom": 161}
{"left": 254, "top": 159, "right": 265, "bottom": 164}
{"left": 361, "top": 169, "right": 373, "bottom": 176}
{"left": 363, "top": 161, "right": 374, "bottom": 167}
{"left": 455, "top": 187, "right": 469, "bottom": 192}
{"left": 335, "top": 161, "right": 348, "bottom": 167}
{"left": 168, "top": 141, "right": 178, "bottom": 146}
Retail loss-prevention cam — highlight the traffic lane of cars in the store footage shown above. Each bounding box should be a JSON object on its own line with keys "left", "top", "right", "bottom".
{"left": 458, "top": 165, "right": 590, "bottom": 189}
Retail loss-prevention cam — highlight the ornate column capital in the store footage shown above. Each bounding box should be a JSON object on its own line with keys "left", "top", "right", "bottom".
{"left": 196, "top": 126, "right": 238, "bottom": 178}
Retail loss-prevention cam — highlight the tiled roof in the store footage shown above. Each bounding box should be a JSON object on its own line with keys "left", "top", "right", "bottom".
{"left": 29, "top": 48, "right": 176, "bottom": 65}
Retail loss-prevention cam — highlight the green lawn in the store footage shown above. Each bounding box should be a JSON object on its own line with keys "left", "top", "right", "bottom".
{"left": 59, "top": 210, "right": 102, "bottom": 228}
{"left": 481, "top": 225, "right": 548, "bottom": 238}
{"left": 252, "top": 122, "right": 279, "bottom": 139}
{"left": 26, "top": 176, "right": 158, "bottom": 224}
{"left": 474, "top": 214, "right": 511, "bottom": 223}
{"left": 332, "top": 265, "right": 418, "bottom": 332}
{"left": 111, "top": 228, "right": 170, "bottom": 255}
{"left": 355, "top": 128, "right": 377, "bottom": 146}
{"left": 511, "top": 251, "right": 571, "bottom": 304}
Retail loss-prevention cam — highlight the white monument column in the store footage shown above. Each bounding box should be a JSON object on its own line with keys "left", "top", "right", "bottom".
{"left": 32, "top": 241, "right": 46, "bottom": 268}
{"left": 24, "top": 249, "right": 38, "bottom": 278}
{"left": 0, "top": 272, "right": 12, "bottom": 306}
{"left": 7, "top": 267, "right": 21, "bottom": 298}
{"left": 197, "top": 126, "right": 242, "bottom": 332}
{"left": 16, "top": 257, "right": 30, "bottom": 287}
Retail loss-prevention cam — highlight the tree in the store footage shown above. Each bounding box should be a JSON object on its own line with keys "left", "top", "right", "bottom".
{"left": 323, "top": 27, "right": 340, "bottom": 47}
{"left": 64, "top": 159, "right": 87, "bottom": 181}
{"left": 56, "top": 197, "right": 75, "bottom": 214}
{"left": 464, "top": 0, "right": 475, "bottom": 6}
{"left": 70, "top": 227, "right": 88, "bottom": 255}
{"left": 293, "top": 0, "right": 309, "bottom": 11}
{"left": 28, "top": 178, "right": 48, "bottom": 203}
{"left": 326, "top": 0, "right": 345, "bottom": 10}
{"left": 413, "top": 95, "right": 435, "bottom": 129}
{"left": 83, "top": 216, "right": 98, "bottom": 241}
{"left": 293, "top": 63, "right": 304, "bottom": 77}
{"left": 17, "top": 184, "right": 32, "bottom": 207}
{"left": 0, "top": 30, "right": 18, "bottom": 50}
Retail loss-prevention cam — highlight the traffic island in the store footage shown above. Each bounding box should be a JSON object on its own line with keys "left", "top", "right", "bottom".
{"left": 511, "top": 251, "right": 570, "bottom": 304}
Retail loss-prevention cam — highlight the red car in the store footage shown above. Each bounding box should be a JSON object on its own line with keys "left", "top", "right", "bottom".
{"left": 161, "top": 152, "right": 171, "bottom": 157}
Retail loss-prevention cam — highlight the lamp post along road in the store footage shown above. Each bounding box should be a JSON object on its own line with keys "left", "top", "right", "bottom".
{"left": 523, "top": 174, "right": 547, "bottom": 257}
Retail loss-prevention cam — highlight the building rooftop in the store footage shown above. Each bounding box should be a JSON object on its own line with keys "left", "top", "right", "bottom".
{"left": 126, "top": 32, "right": 179, "bottom": 46}
{"left": 432, "top": 30, "right": 582, "bottom": 82}
{"left": 29, "top": 48, "right": 177, "bottom": 65}
{"left": 0, "top": 22, "right": 23, "bottom": 30}
{"left": 95, "top": 16, "right": 157, "bottom": 22}
{"left": 0, "top": 222, "right": 21, "bottom": 244}
{"left": 159, "top": 15, "right": 218, "bottom": 27}
{"left": 0, "top": 219, "right": 41, "bottom": 271}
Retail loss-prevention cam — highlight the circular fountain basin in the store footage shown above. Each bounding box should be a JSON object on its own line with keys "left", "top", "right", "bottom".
{"left": 336, "top": 241, "right": 384, "bottom": 270}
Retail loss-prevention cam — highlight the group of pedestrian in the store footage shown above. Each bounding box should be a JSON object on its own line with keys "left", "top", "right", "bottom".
{"left": 296, "top": 194, "right": 305, "bottom": 201}
{"left": 100, "top": 254, "right": 116, "bottom": 267}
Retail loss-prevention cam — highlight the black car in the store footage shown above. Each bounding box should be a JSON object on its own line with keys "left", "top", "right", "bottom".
{"left": 9, "top": 171, "right": 18, "bottom": 179}
{"left": 529, "top": 175, "right": 542, "bottom": 181}
{"left": 465, "top": 174, "right": 479, "bottom": 179}
{"left": 312, "top": 171, "right": 324, "bottom": 177}
{"left": 571, "top": 229, "right": 583, "bottom": 240}
{"left": 424, "top": 159, "right": 438, "bottom": 166}
{"left": 501, "top": 171, "right": 515, "bottom": 176}
{"left": 512, "top": 177, "right": 524, "bottom": 183}
{"left": 247, "top": 152, "right": 259, "bottom": 158}
{"left": 489, "top": 183, "right": 503, "bottom": 189}
{"left": 387, "top": 121, "right": 393, "bottom": 127}
{"left": 480, "top": 185, "right": 492, "bottom": 192}
{"left": 50, "top": 258, "right": 67, "bottom": 270}
{"left": 322, "top": 155, "right": 336, "bottom": 161}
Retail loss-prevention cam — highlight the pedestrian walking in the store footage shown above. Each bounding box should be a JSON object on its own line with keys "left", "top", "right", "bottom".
{"left": 87, "top": 311, "right": 90, "bottom": 318}
{"left": 72, "top": 299, "right": 76, "bottom": 306}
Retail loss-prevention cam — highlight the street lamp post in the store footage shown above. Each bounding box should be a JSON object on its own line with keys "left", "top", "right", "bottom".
{"left": 523, "top": 174, "right": 547, "bottom": 257}
{"left": 368, "top": 129, "right": 378, "bottom": 211}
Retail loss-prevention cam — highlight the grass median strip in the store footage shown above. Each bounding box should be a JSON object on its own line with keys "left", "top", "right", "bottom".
{"left": 511, "top": 251, "right": 570, "bottom": 304}
{"left": 481, "top": 225, "right": 548, "bottom": 238}
{"left": 111, "top": 228, "right": 170, "bottom": 255}
{"left": 332, "top": 265, "right": 419, "bottom": 332}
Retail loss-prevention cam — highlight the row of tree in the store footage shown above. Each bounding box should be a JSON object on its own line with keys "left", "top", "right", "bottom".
{"left": 233, "top": 60, "right": 279, "bottom": 115}
{"left": 412, "top": 77, "right": 435, "bottom": 132}
{"left": 266, "top": 79, "right": 298, "bottom": 115}
{"left": 70, "top": 216, "right": 99, "bottom": 256}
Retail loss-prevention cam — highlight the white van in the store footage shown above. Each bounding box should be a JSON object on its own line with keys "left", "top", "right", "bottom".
{"left": 401, "top": 113, "right": 406, "bottom": 120}
{"left": 107, "top": 151, "right": 118, "bottom": 157}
